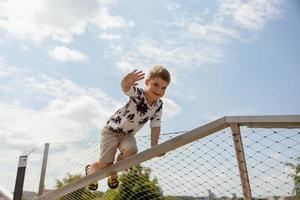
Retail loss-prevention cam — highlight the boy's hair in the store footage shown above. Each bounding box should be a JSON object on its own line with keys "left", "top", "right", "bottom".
{"left": 147, "top": 66, "right": 171, "bottom": 83}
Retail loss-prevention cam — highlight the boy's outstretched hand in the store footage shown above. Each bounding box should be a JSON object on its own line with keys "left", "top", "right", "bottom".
{"left": 121, "top": 69, "right": 145, "bottom": 92}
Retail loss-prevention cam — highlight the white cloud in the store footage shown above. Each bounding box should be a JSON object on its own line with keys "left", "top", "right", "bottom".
{"left": 0, "top": 85, "right": 10, "bottom": 91}
{"left": 117, "top": 60, "right": 136, "bottom": 72}
{"left": 166, "top": 3, "right": 180, "bottom": 11}
{"left": 0, "top": 0, "right": 134, "bottom": 43}
{"left": 110, "top": 36, "right": 224, "bottom": 73}
{"left": 0, "top": 61, "right": 120, "bottom": 164}
{"left": 0, "top": 57, "right": 17, "bottom": 77}
{"left": 186, "top": 21, "right": 241, "bottom": 43}
{"left": 107, "top": 0, "right": 284, "bottom": 72}
{"left": 218, "top": 0, "right": 283, "bottom": 31}
{"left": 0, "top": 67, "right": 12, "bottom": 77}
{"left": 21, "top": 45, "right": 30, "bottom": 51}
{"left": 99, "top": 32, "right": 122, "bottom": 40}
{"left": 0, "top": 97, "right": 106, "bottom": 145}
{"left": 48, "top": 46, "right": 88, "bottom": 62}
{"left": 0, "top": 66, "right": 123, "bottom": 189}
{"left": 162, "top": 97, "right": 181, "bottom": 119}
{"left": 0, "top": 80, "right": 119, "bottom": 144}
{"left": 167, "top": 0, "right": 283, "bottom": 45}
{"left": 93, "top": 6, "right": 135, "bottom": 30}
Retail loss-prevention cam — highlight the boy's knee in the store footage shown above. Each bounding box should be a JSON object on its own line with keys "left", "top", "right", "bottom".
{"left": 122, "top": 147, "right": 138, "bottom": 157}
{"left": 97, "top": 161, "right": 113, "bottom": 168}
{"left": 89, "top": 161, "right": 113, "bottom": 174}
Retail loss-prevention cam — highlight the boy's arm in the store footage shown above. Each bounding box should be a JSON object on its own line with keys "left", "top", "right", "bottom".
{"left": 151, "top": 127, "right": 160, "bottom": 147}
{"left": 151, "top": 127, "right": 165, "bottom": 157}
{"left": 121, "top": 69, "right": 145, "bottom": 92}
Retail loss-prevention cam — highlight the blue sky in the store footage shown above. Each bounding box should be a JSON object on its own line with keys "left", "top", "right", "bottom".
{"left": 0, "top": 0, "right": 299, "bottom": 192}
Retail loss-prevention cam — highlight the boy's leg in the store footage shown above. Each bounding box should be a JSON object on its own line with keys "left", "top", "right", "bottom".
{"left": 118, "top": 134, "right": 138, "bottom": 159}
{"left": 86, "top": 131, "right": 119, "bottom": 190}
{"left": 109, "top": 135, "right": 138, "bottom": 180}
{"left": 111, "top": 147, "right": 138, "bottom": 177}
{"left": 86, "top": 161, "right": 113, "bottom": 190}
{"left": 87, "top": 161, "right": 113, "bottom": 175}
{"left": 117, "top": 147, "right": 138, "bottom": 161}
{"left": 108, "top": 147, "right": 137, "bottom": 189}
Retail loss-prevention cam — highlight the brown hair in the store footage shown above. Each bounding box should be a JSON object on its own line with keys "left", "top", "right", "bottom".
{"left": 147, "top": 66, "right": 171, "bottom": 83}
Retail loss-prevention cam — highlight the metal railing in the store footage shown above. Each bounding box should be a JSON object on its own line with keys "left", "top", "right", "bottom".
{"left": 15, "top": 115, "right": 300, "bottom": 200}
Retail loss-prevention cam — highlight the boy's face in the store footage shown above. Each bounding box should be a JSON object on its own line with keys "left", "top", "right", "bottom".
{"left": 144, "top": 77, "right": 169, "bottom": 101}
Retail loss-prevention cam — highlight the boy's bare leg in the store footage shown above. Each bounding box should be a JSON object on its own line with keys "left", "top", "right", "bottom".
{"left": 109, "top": 152, "right": 123, "bottom": 179}
{"left": 85, "top": 161, "right": 113, "bottom": 190}
{"left": 88, "top": 161, "right": 113, "bottom": 175}
{"left": 110, "top": 148, "right": 137, "bottom": 178}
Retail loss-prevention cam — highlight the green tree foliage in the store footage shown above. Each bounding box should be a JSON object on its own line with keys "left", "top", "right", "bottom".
{"left": 55, "top": 173, "right": 103, "bottom": 200}
{"left": 101, "top": 165, "right": 164, "bottom": 200}
{"left": 285, "top": 157, "right": 300, "bottom": 199}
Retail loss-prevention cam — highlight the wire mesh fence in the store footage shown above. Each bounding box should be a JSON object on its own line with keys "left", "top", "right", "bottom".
{"left": 21, "top": 127, "right": 300, "bottom": 200}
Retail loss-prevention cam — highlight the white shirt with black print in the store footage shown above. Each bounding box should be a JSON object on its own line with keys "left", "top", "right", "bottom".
{"left": 104, "top": 86, "right": 163, "bottom": 135}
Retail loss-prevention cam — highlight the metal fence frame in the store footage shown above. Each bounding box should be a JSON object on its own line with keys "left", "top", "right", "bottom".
{"left": 14, "top": 115, "right": 299, "bottom": 200}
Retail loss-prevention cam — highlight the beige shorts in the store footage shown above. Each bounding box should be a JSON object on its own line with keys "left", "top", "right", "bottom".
{"left": 99, "top": 129, "right": 138, "bottom": 163}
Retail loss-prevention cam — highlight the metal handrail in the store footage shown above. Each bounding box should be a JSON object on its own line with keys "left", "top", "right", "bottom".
{"left": 34, "top": 115, "right": 300, "bottom": 200}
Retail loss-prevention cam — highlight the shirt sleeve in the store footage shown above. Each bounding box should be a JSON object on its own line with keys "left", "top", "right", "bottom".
{"left": 150, "top": 102, "right": 163, "bottom": 128}
{"left": 125, "top": 86, "right": 143, "bottom": 97}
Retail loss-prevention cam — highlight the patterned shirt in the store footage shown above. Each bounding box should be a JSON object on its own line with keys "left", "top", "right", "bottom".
{"left": 104, "top": 86, "right": 163, "bottom": 135}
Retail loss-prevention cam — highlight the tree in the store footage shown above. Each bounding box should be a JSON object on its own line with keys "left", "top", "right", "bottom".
{"left": 55, "top": 173, "right": 103, "bottom": 200}
{"left": 101, "top": 165, "right": 164, "bottom": 200}
{"left": 285, "top": 157, "right": 300, "bottom": 199}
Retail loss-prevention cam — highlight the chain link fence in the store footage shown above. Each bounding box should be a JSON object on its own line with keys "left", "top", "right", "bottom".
{"left": 20, "top": 126, "right": 300, "bottom": 200}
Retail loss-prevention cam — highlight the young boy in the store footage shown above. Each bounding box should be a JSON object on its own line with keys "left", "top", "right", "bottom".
{"left": 85, "top": 66, "right": 171, "bottom": 190}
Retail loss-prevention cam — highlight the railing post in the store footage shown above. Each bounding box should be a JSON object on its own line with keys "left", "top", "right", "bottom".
{"left": 230, "top": 124, "right": 252, "bottom": 200}
{"left": 13, "top": 155, "right": 28, "bottom": 200}
{"left": 38, "top": 143, "right": 50, "bottom": 196}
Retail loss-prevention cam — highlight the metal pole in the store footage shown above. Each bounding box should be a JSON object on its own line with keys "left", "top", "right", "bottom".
{"left": 13, "top": 155, "right": 28, "bottom": 200}
{"left": 37, "top": 143, "right": 50, "bottom": 196}
{"left": 230, "top": 124, "right": 252, "bottom": 200}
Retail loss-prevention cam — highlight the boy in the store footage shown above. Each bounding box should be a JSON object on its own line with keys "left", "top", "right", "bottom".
{"left": 86, "top": 66, "right": 171, "bottom": 190}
